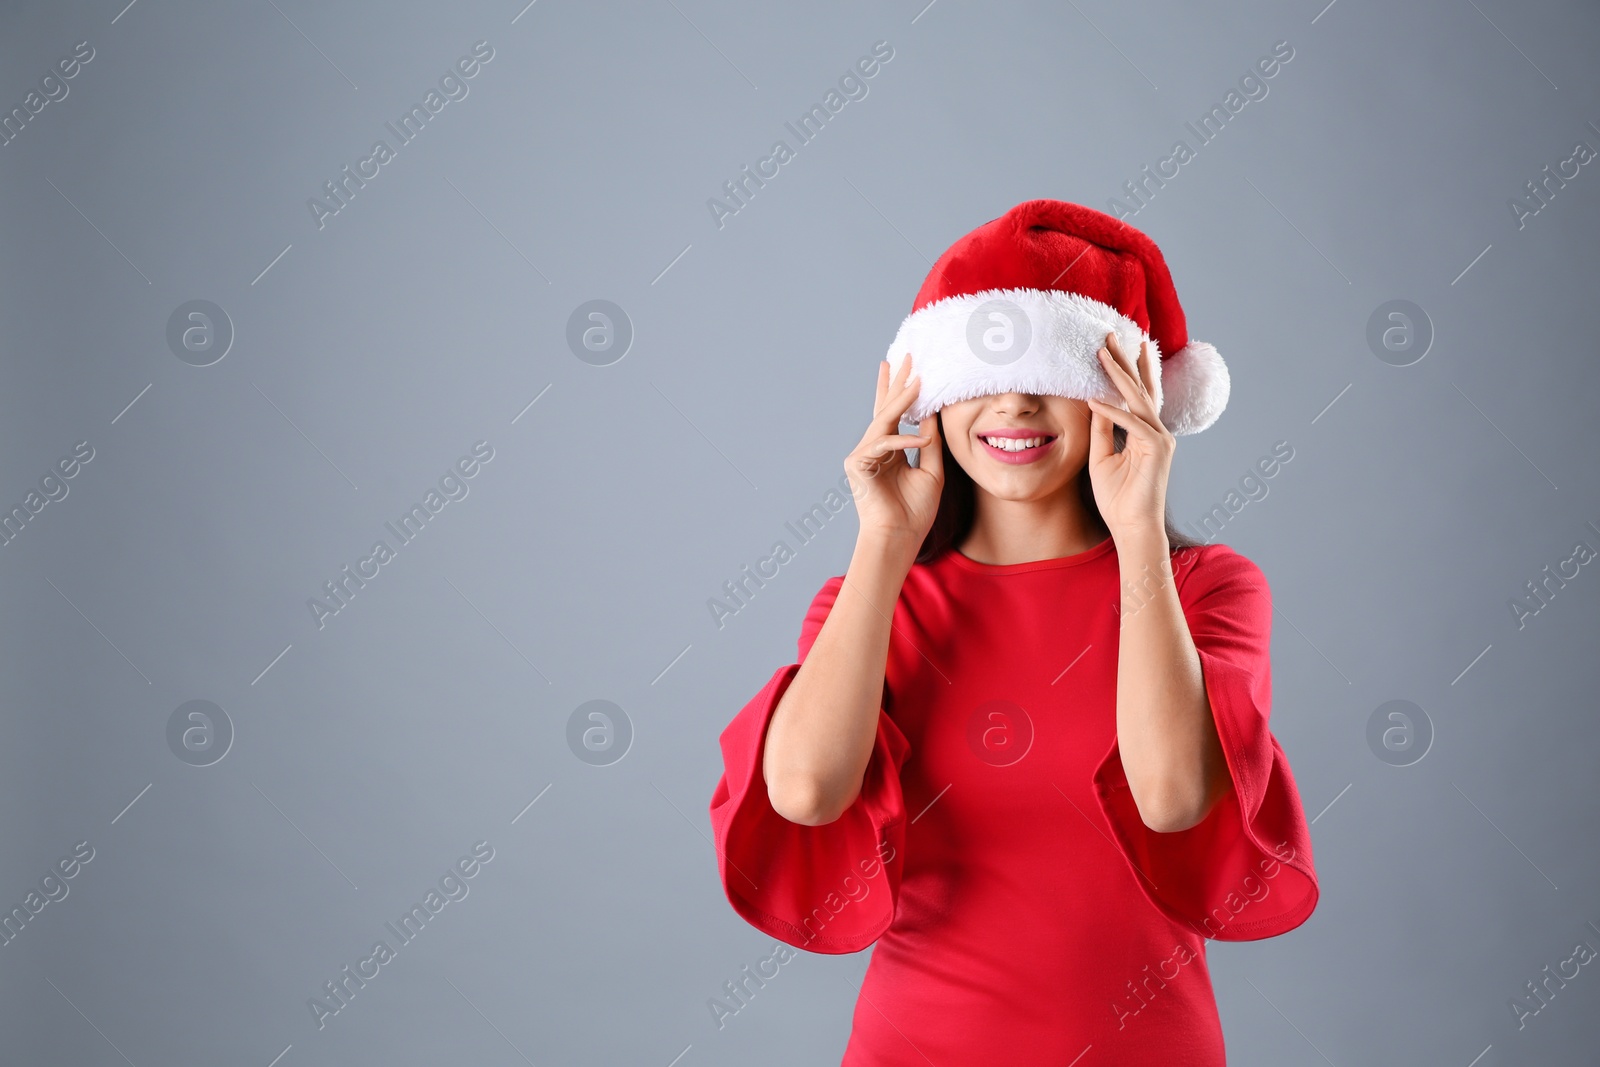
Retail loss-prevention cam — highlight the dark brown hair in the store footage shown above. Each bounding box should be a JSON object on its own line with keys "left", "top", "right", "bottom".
{"left": 915, "top": 413, "right": 1206, "bottom": 564}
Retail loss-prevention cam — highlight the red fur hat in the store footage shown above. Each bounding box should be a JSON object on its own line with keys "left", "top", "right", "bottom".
{"left": 884, "top": 200, "right": 1229, "bottom": 435}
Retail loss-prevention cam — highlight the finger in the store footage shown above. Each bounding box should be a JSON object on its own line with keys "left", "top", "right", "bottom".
{"left": 1097, "top": 345, "right": 1160, "bottom": 424}
{"left": 873, "top": 369, "right": 923, "bottom": 432}
{"left": 859, "top": 432, "right": 932, "bottom": 462}
{"left": 1086, "top": 396, "right": 1164, "bottom": 443}
{"left": 915, "top": 414, "right": 943, "bottom": 479}
{"left": 876, "top": 355, "right": 909, "bottom": 420}
{"left": 889, "top": 352, "right": 913, "bottom": 391}
{"left": 1086, "top": 399, "right": 1175, "bottom": 512}
{"left": 1103, "top": 332, "right": 1148, "bottom": 396}
{"left": 1099, "top": 362, "right": 1173, "bottom": 447}
{"left": 1087, "top": 399, "right": 1115, "bottom": 459}
{"left": 1135, "top": 339, "right": 1159, "bottom": 399}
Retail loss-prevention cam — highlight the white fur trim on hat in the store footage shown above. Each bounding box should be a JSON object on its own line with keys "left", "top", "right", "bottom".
{"left": 883, "top": 287, "right": 1228, "bottom": 434}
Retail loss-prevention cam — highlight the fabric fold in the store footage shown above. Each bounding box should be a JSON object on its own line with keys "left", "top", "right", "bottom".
{"left": 709, "top": 576, "right": 911, "bottom": 954}
{"left": 1092, "top": 546, "right": 1319, "bottom": 941}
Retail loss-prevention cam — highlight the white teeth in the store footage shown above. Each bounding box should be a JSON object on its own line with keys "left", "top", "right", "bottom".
{"left": 982, "top": 436, "right": 1045, "bottom": 452}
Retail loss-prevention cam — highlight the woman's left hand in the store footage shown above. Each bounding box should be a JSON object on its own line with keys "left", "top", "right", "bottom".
{"left": 1085, "top": 330, "right": 1176, "bottom": 547}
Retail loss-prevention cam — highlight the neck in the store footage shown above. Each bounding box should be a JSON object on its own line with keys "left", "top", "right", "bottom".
{"left": 956, "top": 478, "right": 1112, "bottom": 565}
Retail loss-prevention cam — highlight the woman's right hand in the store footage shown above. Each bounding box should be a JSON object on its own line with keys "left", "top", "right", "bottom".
{"left": 843, "top": 356, "right": 945, "bottom": 549}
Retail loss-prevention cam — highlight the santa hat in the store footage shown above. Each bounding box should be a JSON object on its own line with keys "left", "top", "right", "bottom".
{"left": 884, "top": 200, "right": 1229, "bottom": 435}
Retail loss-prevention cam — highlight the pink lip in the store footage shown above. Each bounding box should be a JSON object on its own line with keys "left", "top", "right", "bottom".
{"left": 976, "top": 428, "right": 1057, "bottom": 465}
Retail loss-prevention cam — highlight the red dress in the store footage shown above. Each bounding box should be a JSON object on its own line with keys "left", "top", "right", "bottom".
{"left": 708, "top": 537, "right": 1320, "bottom": 1065}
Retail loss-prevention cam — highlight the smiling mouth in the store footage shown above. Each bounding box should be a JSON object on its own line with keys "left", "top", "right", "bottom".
{"left": 978, "top": 434, "right": 1054, "bottom": 452}
{"left": 975, "top": 432, "right": 1058, "bottom": 464}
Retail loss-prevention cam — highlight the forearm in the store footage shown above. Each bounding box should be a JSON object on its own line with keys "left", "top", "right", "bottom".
{"left": 1114, "top": 533, "right": 1229, "bottom": 832}
{"left": 763, "top": 533, "right": 918, "bottom": 826}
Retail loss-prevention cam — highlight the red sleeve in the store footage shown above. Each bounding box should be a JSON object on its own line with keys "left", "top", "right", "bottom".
{"left": 1092, "top": 544, "right": 1320, "bottom": 941}
{"left": 707, "top": 575, "right": 911, "bottom": 954}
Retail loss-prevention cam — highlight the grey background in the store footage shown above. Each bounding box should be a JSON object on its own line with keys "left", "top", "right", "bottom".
{"left": 2, "top": 0, "right": 1597, "bottom": 1064}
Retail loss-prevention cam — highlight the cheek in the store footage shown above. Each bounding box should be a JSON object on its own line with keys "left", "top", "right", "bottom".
{"left": 936, "top": 412, "right": 975, "bottom": 456}
{"left": 1056, "top": 429, "right": 1090, "bottom": 464}
{"left": 1055, "top": 413, "right": 1092, "bottom": 459}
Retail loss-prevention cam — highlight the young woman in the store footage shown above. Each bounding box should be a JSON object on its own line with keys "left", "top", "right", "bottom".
{"left": 709, "top": 201, "right": 1319, "bottom": 1065}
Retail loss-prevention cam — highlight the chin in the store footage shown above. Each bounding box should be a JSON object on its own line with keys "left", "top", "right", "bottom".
{"left": 969, "top": 462, "right": 1078, "bottom": 502}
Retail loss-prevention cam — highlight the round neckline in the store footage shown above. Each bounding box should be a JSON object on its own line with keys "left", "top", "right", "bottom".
{"left": 941, "top": 535, "right": 1117, "bottom": 575}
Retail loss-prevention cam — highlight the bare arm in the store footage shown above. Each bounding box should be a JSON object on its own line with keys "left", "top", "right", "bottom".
{"left": 1113, "top": 532, "right": 1230, "bottom": 833}
{"left": 1085, "top": 331, "right": 1230, "bottom": 833}
{"left": 763, "top": 356, "right": 943, "bottom": 826}
{"left": 762, "top": 534, "right": 919, "bottom": 825}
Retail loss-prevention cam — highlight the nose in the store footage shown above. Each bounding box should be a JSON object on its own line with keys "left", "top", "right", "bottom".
{"left": 989, "top": 391, "right": 1041, "bottom": 415}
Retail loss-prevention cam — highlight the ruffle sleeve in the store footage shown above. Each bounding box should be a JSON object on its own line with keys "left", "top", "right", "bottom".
{"left": 708, "top": 575, "right": 911, "bottom": 954}
{"left": 1092, "top": 544, "right": 1320, "bottom": 941}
